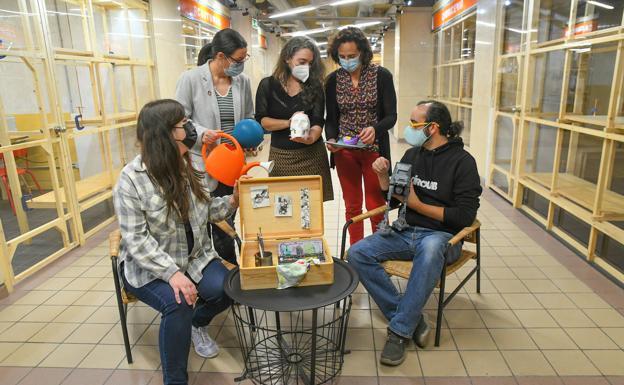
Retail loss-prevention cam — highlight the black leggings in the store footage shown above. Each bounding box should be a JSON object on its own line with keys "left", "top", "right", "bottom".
{"left": 210, "top": 182, "right": 237, "bottom": 265}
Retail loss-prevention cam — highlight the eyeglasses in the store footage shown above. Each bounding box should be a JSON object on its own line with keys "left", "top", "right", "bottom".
{"left": 409, "top": 121, "right": 432, "bottom": 129}
{"left": 228, "top": 53, "right": 251, "bottom": 64}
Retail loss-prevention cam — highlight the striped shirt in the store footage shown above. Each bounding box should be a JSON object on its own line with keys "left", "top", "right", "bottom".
{"left": 216, "top": 87, "right": 235, "bottom": 145}
{"left": 113, "top": 155, "right": 235, "bottom": 288}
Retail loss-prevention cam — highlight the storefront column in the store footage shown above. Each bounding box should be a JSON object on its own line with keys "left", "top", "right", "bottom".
{"left": 382, "top": 30, "right": 395, "bottom": 77}
{"left": 149, "top": 0, "right": 187, "bottom": 98}
{"left": 470, "top": 0, "right": 499, "bottom": 177}
{"left": 394, "top": 7, "right": 434, "bottom": 139}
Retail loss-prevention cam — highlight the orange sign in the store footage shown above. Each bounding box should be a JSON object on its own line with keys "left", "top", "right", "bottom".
{"left": 179, "top": 0, "right": 231, "bottom": 29}
{"left": 432, "top": 0, "right": 478, "bottom": 31}
{"left": 564, "top": 20, "right": 598, "bottom": 37}
{"left": 258, "top": 34, "right": 267, "bottom": 50}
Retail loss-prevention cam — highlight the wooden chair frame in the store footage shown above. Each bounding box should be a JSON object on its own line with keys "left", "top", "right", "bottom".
{"left": 109, "top": 221, "right": 241, "bottom": 364}
{"left": 339, "top": 205, "right": 481, "bottom": 346}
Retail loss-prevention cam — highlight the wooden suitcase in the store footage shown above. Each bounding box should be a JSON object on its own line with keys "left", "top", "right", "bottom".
{"left": 237, "top": 176, "right": 334, "bottom": 290}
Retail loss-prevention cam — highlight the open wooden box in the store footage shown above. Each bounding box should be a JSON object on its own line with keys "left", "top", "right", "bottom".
{"left": 237, "top": 176, "right": 334, "bottom": 290}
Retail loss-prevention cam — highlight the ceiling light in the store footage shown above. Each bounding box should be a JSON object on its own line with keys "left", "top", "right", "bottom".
{"left": 338, "top": 21, "right": 382, "bottom": 30}
{"left": 315, "top": 41, "right": 328, "bottom": 46}
{"left": 283, "top": 26, "right": 333, "bottom": 37}
{"left": 329, "top": 0, "right": 362, "bottom": 6}
{"left": 587, "top": 1, "right": 614, "bottom": 9}
{"left": 269, "top": 5, "right": 317, "bottom": 19}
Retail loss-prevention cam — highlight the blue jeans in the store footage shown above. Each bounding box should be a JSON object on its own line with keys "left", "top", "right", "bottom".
{"left": 123, "top": 259, "right": 232, "bottom": 385}
{"left": 348, "top": 226, "right": 461, "bottom": 339}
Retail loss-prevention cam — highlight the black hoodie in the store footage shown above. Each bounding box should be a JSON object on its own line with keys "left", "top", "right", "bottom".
{"left": 390, "top": 138, "right": 482, "bottom": 235}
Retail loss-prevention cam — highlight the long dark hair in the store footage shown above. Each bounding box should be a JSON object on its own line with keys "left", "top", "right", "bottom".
{"left": 136, "top": 99, "right": 209, "bottom": 221}
{"left": 199, "top": 28, "right": 247, "bottom": 64}
{"left": 417, "top": 100, "right": 464, "bottom": 138}
{"left": 328, "top": 27, "right": 374, "bottom": 68}
{"left": 273, "top": 36, "right": 325, "bottom": 106}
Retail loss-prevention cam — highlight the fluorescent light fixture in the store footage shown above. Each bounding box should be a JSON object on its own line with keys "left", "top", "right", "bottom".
{"left": 476, "top": 21, "right": 495, "bottom": 28}
{"left": 329, "top": 0, "right": 362, "bottom": 5}
{"left": 587, "top": 0, "right": 614, "bottom": 9}
{"left": 315, "top": 41, "right": 328, "bottom": 46}
{"left": 572, "top": 48, "right": 591, "bottom": 53}
{"left": 283, "top": 26, "right": 333, "bottom": 37}
{"left": 269, "top": 5, "right": 317, "bottom": 19}
{"left": 475, "top": 40, "right": 492, "bottom": 45}
{"left": 338, "top": 21, "right": 382, "bottom": 30}
{"left": 506, "top": 27, "right": 537, "bottom": 34}
{"left": 180, "top": 43, "right": 201, "bottom": 48}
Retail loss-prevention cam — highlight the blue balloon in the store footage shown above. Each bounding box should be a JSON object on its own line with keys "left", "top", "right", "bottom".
{"left": 232, "top": 119, "right": 264, "bottom": 148}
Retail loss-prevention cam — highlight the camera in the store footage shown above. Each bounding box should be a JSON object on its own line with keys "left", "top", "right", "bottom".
{"left": 389, "top": 162, "right": 412, "bottom": 197}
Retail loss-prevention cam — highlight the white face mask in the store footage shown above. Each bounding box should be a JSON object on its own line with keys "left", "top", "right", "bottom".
{"left": 291, "top": 64, "right": 310, "bottom": 83}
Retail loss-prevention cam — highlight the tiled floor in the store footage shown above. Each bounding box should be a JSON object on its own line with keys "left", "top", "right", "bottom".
{"left": 1, "top": 139, "right": 623, "bottom": 385}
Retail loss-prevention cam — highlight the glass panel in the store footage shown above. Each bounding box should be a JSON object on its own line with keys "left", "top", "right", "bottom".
{"left": 530, "top": 50, "right": 565, "bottom": 120}
{"left": 492, "top": 169, "right": 510, "bottom": 194}
{"left": 502, "top": 0, "right": 525, "bottom": 54}
{"left": 458, "top": 107, "right": 471, "bottom": 147}
{"left": 443, "top": 28, "right": 452, "bottom": 63}
{"left": 553, "top": 206, "right": 591, "bottom": 246}
{"left": 441, "top": 67, "right": 450, "bottom": 98}
{"left": 432, "top": 68, "right": 439, "bottom": 97}
{"left": 451, "top": 23, "right": 462, "bottom": 61}
{"left": 494, "top": 115, "right": 515, "bottom": 171}
{"left": 498, "top": 57, "right": 520, "bottom": 112}
{"left": 461, "top": 15, "right": 476, "bottom": 60}
{"left": 537, "top": 0, "right": 572, "bottom": 43}
{"left": 105, "top": 6, "right": 130, "bottom": 57}
{"left": 46, "top": 0, "right": 89, "bottom": 51}
{"left": 574, "top": 0, "right": 624, "bottom": 35}
{"left": 557, "top": 131, "right": 602, "bottom": 210}
{"left": 596, "top": 232, "right": 624, "bottom": 273}
{"left": 462, "top": 63, "right": 474, "bottom": 102}
{"left": 450, "top": 66, "right": 460, "bottom": 99}
{"left": 603, "top": 142, "right": 624, "bottom": 219}
{"left": 565, "top": 43, "right": 617, "bottom": 124}
{"left": 523, "top": 123, "right": 557, "bottom": 179}
{"left": 522, "top": 188, "right": 549, "bottom": 219}
{"left": 0, "top": 0, "right": 41, "bottom": 50}
{"left": 433, "top": 32, "right": 439, "bottom": 66}
{"left": 128, "top": 9, "right": 150, "bottom": 61}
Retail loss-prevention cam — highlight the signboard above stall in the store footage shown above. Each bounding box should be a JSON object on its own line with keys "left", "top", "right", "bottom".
{"left": 432, "top": 0, "right": 478, "bottom": 32}
{"left": 179, "top": 0, "right": 231, "bottom": 30}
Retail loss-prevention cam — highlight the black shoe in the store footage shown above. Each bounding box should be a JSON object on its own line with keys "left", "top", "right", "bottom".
{"left": 380, "top": 329, "right": 408, "bottom": 366}
{"left": 412, "top": 313, "right": 431, "bottom": 349}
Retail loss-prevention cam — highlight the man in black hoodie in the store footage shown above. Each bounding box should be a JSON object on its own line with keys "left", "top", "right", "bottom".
{"left": 348, "top": 101, "right": 482, "bottom": 366}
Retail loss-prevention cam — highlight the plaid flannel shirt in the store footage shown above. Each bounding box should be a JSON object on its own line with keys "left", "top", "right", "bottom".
{"left": 113, "top": 156, "right": 235, "bottom": 288}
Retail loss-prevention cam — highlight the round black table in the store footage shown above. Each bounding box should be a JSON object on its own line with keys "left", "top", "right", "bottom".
{"left": 224, "top": 258, "right": 359, "bottom": 385}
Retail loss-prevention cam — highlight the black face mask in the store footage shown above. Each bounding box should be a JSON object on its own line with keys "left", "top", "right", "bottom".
{"left": 178, "top": 120, "right": 198, "bottom": 149}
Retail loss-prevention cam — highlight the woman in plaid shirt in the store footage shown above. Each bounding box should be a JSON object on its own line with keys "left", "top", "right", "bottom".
{"left": 113, "top": 99, "right": 241, "bottom": 385}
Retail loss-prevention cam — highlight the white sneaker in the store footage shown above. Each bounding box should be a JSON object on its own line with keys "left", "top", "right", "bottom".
{"left": 191, "top": 326, "right": 219, "bottom": 358}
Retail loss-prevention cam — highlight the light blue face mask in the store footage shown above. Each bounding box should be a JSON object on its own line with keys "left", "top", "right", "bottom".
{"left": 404, "top": 124, "right": 431, "bottom": 147}
{"left": 225, "top": 61, "right": 244, "bottom": 77}
{"left": 339, "top": 56, "right": 360, "bottom": 73}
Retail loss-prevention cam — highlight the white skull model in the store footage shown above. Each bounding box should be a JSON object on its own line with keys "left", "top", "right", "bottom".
{"left": 290, "top": 113, "right": 310, "bottom": 139}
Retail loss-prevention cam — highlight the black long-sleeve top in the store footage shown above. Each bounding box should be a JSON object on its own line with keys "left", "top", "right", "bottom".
{"left": 324, "top": 65, "right": 397, "bottom": 163}
{"left": 255, "top": 76, "right": 325, "bottom": 150}
{"left": 388, "top": 138, "right": 482, "bottom": 235}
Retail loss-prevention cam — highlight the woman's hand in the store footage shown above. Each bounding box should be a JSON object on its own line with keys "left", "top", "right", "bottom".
{"left": 168, "top": 271, "right": 198, "bottom": 305}
{"left": 325, "top": 138, "right": 342, "bottom": 153}
{"left": 290, "top": 127, "right": 319, "bottom": 145}
{"left": 359, "top": 126, "right": 375, "bottom": 145}
{"left": 202, "top": 130, "right": 220, "bottom": 145}
{"left": 372, "top": 157, "right": 390, "bottom": 176}
{"left": 230, "top": 175, "right": 252, "bottom": 208}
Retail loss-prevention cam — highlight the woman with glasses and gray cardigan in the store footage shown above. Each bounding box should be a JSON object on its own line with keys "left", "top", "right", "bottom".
{"left": 175, "top": 28, "right": 254, "bottom": 272}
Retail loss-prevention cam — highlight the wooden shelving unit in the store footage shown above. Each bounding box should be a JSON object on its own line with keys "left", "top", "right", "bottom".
{"left": 0, "top": 0, "right": 155, "bottom": 292}
{"left": 488, "top": 0, "right": 624, "bottom": 282}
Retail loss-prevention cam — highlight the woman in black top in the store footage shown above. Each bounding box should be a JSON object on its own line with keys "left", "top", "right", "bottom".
{"left": 255, "top": 36, "right": 333, "bottom": 201}
{"left": 325, "top": 27, "right": 397, "bottom": 244}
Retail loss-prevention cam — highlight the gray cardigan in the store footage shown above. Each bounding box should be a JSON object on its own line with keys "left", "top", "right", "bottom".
{"left": 175, "top": 62, "right": 254, "bottom": 173}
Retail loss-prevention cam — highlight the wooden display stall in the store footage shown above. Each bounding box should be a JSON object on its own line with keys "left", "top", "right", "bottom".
{"left": 488, "top": 0, "right": 624, "bottom": 283}
{"left": 237, "top": 176, "right": 334, "bottom": 290}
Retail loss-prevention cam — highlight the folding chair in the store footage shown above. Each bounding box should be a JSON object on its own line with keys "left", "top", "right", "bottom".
{"left": 339, "top": 205, "right": 481, "bottom": 346}
{"left": 110, "top": 221, "right": 241, "bottom": 364}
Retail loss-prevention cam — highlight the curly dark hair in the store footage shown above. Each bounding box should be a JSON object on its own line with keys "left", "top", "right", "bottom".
{"left": 273, "top": 36, "right": 325, "bottom": 107}
{"left": 328, "top": 27, "right": 373, "bottom": 68}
